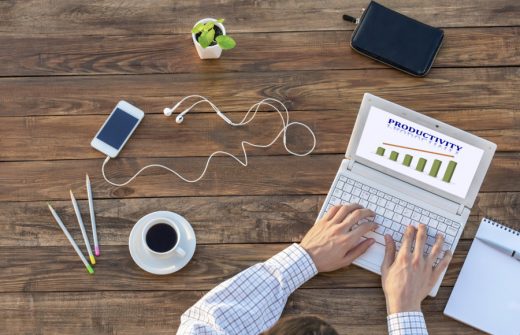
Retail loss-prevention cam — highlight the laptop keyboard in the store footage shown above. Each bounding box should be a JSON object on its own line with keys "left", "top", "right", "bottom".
{"left": 325, "top": 174, "right": 461, "bottom": 264}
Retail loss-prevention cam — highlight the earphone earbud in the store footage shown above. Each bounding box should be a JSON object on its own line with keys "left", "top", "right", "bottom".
{"left": 101, "top": 96, "right": 316, "bottom": 187}
{"left": 164, "top": 101, "right": 185, "bottom": 117}
{"left": 164, "top": 96, "right": 235, "bottom": 126}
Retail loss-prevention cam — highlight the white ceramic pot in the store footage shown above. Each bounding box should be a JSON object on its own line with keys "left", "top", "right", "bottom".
{"left": 192, "top": 18, "right": 226, "bottom": 59}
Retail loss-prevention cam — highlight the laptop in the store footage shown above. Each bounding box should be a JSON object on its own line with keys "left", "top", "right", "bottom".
{"left": 317, "top": 93, "right": 496, "bottom": 296}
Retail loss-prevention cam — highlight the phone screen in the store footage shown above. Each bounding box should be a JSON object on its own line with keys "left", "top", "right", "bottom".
{"left": 97, "top": 108, "right": 140, "bottom": 149}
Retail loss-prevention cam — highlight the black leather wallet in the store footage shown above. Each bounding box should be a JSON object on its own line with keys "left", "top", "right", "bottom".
{"left": 348, "top": 1, "right": 444, "bottom": 76}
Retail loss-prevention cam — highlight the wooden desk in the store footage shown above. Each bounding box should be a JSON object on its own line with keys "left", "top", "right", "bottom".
{"left": 0, "top": 1, "right": 518, "bottom": 333}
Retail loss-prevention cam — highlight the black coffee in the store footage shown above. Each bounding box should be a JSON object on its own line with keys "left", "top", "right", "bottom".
{"left": 145, "top": 223, "right": 178, "bottom": 253}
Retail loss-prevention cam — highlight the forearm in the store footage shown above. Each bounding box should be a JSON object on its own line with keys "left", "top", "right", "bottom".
{"left": 177, "top": 243, "right": 317, "bottom": 334}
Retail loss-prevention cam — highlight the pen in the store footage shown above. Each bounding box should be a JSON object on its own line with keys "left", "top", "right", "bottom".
{"left": 86, "top": 174, "right": 99, "bottom": 257}
{"left": 477, "top": 237, "right": 520, "bottom": 261}
{"left": 47, "top": 203, "right": 94, "bottom": 274}
{"left": 70, "top": 190, "right": 96, "bottom": 265}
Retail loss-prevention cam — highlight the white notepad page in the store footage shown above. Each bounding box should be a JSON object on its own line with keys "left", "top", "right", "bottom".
{"left": 444, "top": 218, "right": 520, "bottom": 335}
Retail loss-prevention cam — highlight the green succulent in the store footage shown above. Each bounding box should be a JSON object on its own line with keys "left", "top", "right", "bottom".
{"left": 192, "top": 18, "right": 236, "bottom": 50}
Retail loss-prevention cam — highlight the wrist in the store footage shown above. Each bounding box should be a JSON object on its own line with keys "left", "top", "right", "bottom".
{"left": 386, "top": 298, "right": 421, "bottom": 315}
{"left": 298, "top": 243, "right": 319, "bottom": 271}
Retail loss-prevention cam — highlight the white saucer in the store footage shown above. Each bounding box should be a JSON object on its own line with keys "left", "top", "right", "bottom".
{"left": 129, "top": 211, "right": 196, "bottom": 275}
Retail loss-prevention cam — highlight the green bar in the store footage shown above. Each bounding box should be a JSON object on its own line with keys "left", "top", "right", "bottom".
{"left": 376, "top": 147, "right": 385, "bottom": 156}
{"left": 403, "top": 154, "right": 413, "bottom": 167}
{"left": 429, "top": 159, "right": 442, "bottom": 177}
{"left": 390, "top": 151, "right": 399, "bottom": 161}
{"left": 442, "top": 161, "right": 457, "bottom": 183}
{"left": 416, "top": 158, "right": 427, "bottom": 172}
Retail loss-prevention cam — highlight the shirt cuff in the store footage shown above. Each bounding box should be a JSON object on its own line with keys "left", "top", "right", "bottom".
{"left": 387, "top": 312, "right": 428, "bottom": 335}
{"left": 264, "top": 243, "right": 318, "bottom": 295}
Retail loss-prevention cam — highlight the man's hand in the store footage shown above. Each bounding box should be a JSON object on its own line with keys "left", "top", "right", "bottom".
{"left": 300, "top": 204, "right": 378, "bottom": 272}
{"left": 381, "top": 224, "right": 452, "bottom": 314}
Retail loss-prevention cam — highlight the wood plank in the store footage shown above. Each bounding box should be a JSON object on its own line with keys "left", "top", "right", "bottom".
{"left": 1, "top": 27, "right": 518, "bottom": 76}
{"left": 0, "top": 288, "right": 482, "bottom": 334}
{"left": 0, "top": 240, "right": 478, "bottom": 292}
{"left": 1, "top": 0, "right": 518, "bottom": 37}
{"left": 0, "top": 154, "right": 517, "bottom": 202}
{"left": 0, "top": 109, "right": 517, "bottom": 161}
{"left": 0, "top": 1, "right": 515, "bottom": 334}
{"left": 0, "top": 68, "right": 518, "bottom": 117}
{"left": 0, "top": 193, "right": 517, "bottom": 247}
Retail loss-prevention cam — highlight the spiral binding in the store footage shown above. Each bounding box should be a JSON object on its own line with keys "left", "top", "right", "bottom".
{"left": 485, "top": 217, "right": 520, "bottom": 236}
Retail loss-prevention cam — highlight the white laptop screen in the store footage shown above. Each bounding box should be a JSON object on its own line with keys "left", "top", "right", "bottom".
{"left": 355, "top": 106, "right": 484, "bottom": 199}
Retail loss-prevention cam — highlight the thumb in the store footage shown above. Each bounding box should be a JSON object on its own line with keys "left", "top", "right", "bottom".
{"left": 343, "top": 238, "right": 375, "bottom": 266}
{"left": 381, "top": 234, "right": 396, "bottom": 275}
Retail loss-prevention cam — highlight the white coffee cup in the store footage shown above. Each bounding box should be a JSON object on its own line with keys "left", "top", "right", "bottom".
{"left": 142, "top": 217, "right": 186, "bottom": 258}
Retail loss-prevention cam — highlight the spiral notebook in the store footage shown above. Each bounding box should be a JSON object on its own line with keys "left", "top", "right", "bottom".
{"left": 444, "top": 218, "right": 520, "bottom": 335}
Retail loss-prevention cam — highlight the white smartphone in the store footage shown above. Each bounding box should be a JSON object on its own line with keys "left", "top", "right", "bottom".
{"left": 91, "top": 100, "right": 145, "bottom": 158}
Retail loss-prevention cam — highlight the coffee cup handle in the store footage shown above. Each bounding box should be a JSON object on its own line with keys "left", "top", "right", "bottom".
{"left": 175, "top": 246, "right": 186, "bottom": 257}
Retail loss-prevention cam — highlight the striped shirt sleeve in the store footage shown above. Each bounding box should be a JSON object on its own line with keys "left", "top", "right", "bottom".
{"left": 387, "top": 312, "right": 429, "bottom": 335}
{"left": 177, "top": 243, "right": 318, "bottom": 335}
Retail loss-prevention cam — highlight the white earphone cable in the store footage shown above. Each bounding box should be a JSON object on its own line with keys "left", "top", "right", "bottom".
{"left": 102, "top": 97, "right": 316, "bottom": 186}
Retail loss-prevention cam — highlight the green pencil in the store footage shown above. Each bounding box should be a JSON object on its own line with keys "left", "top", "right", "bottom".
{"left": 48, "top": 203, "right": 94, "bottom": 274}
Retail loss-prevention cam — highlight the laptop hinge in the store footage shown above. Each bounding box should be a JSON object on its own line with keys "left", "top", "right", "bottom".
{"left": 347, "top": 157, "right": 355, "bottom": 171}
{"left": 456, "top": 203, "right": 465, "bottom": 216}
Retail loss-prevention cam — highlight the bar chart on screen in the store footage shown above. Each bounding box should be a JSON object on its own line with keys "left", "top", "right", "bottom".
{"left": 355, "top": 106, "right": 485, "bottom": 198}
{"left": 376, "top": 143, "right": 458, "bottom": 183}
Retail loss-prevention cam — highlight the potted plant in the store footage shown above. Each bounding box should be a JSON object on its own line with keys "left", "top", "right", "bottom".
{"left": 191, "top": 18, "right": 236, "bottom": 59}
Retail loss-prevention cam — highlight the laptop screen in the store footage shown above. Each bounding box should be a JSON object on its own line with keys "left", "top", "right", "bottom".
{"left": 355, "top": 106, "right": 484, "bottom": 199}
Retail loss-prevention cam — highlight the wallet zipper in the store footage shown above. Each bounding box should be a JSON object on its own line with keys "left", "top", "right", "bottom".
{"left": 349, "top": 36, "right": 444, "bottom": 77}
{"left": 342, "top": 14, "right": 360, "bottom": 24}
{"left": 342, "top": 8, "right": 366, "bottom": 25}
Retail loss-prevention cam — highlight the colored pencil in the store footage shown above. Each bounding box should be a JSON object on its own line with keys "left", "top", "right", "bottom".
{"left": 70, "top": 190, "right": 96, "bottom": 265}
{"left": 47, "top": 203, "right": 94, "bottom": 274}
{"left": 86, "top": 174, "right": 99, "bottom": 256}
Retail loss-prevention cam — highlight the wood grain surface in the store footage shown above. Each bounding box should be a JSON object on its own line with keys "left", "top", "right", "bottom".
{"left": 0, "top": 0, "right": 518, "bottom": 334}
{"left": 0, "top": 67, "right": 518, "bottom": 117}
{"left": 0, "top": 27, "right": 518, "bottom": 76}
{"left": 0, "top": 288, "right": 472, "bottom": 334}
{"left": 0, "top": 193, "right": 517, "bottom": 247}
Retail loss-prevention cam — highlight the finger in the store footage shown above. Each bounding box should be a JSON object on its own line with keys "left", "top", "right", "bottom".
{"left": 337, "top": 208, "right": 375, "bottom": 231}
{"left": 432, "top": 250, "right": 452, "bottom": 280}
{"left": 398, "top": 225, "right": 416, "bottom": 257}
{"left": 414, "top": 224, "right": 427, "bottom": 257}
{"left": 330, "top": 203, "right": 362, "bottom": 224}
{"left": 381, "top": 234, "right": 396, "bottom": 274}
{"left": 428, "top": 233, "right": 445, "bottom": 263}
{"left": 343, "top": 238, "right": 375, "bottom": 265}
{"left": 345, "top": 207, "right": 375, "bottom": 224}
{"left": 323, "top": 205, "right": 341, "bottom": 221}
{"left": 347, "top": 221, "right": 378, "bottom": 241}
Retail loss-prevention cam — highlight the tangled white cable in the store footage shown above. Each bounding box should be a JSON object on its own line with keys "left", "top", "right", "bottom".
{"left": 102, "top": 96, "right": 317, "bottom": 186}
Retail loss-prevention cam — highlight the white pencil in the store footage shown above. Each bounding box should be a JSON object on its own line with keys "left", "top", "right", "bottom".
{"left": 70, "top": 190, "right": 96, "bottom": 265}
{"left": 86, "top": 174, "right": 99, "bottom": 256}
{"left": 47, "top": 203, "right": 94, "bottom": 274}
